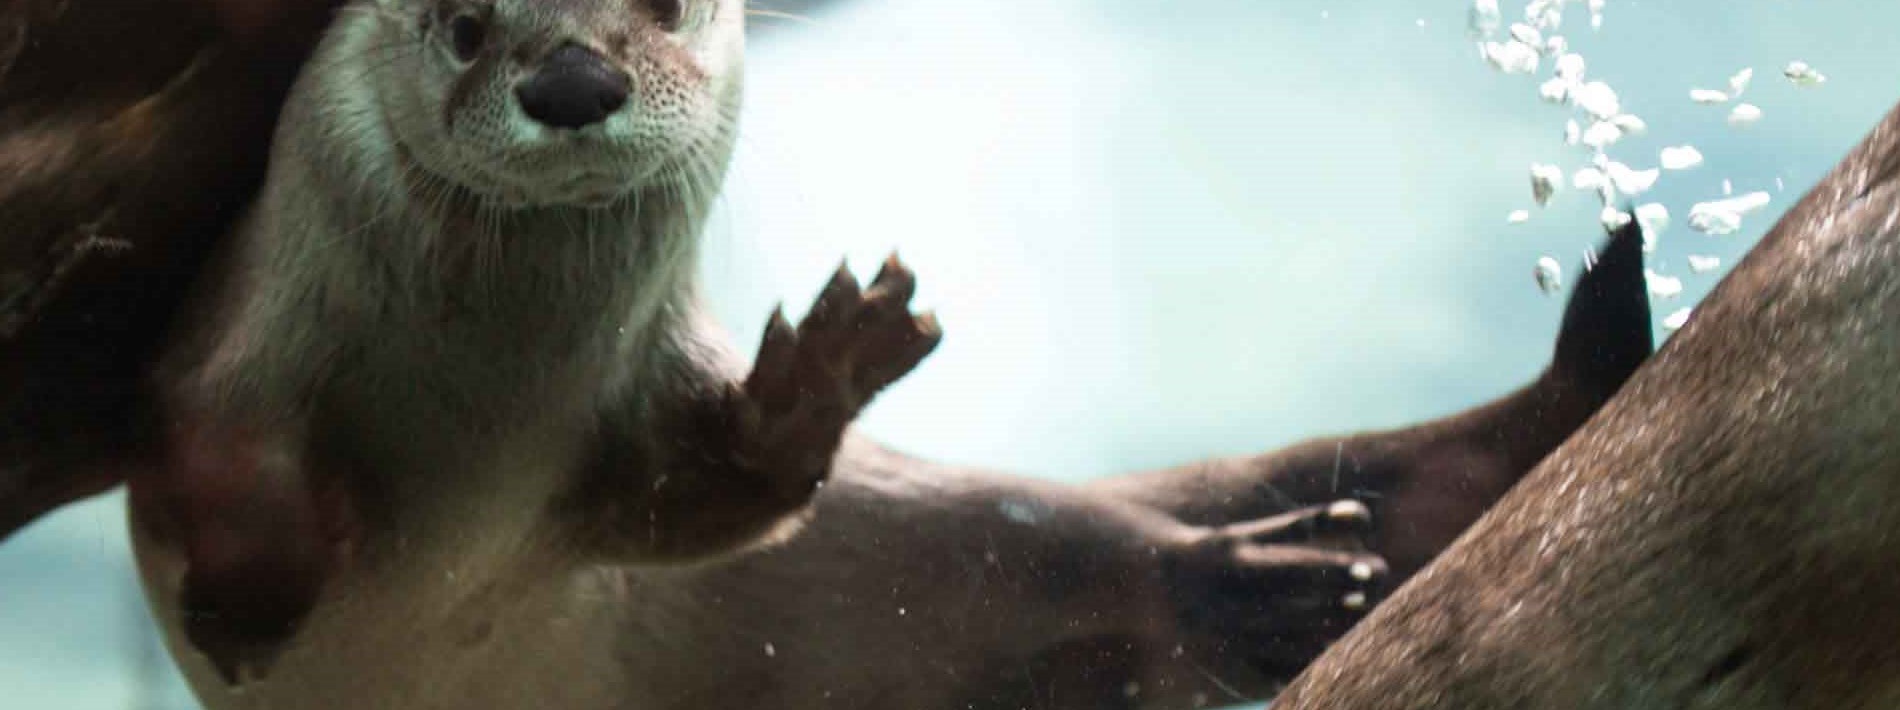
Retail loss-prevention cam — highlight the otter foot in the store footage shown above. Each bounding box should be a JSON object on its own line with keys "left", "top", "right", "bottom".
{"left": 739, "top": 254, "right": 942, "bottom": 499}
{"left": 1166, "top": 500, "right": 1388, "bottom": 677}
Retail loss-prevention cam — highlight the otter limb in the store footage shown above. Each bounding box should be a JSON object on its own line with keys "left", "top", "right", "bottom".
{"left": 1096, "top": 217, "right": 1654, "bottom": 587}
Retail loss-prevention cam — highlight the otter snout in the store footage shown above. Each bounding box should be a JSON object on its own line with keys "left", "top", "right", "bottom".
{"left": 515, "top": 44, "right": 632, "bottom": 130}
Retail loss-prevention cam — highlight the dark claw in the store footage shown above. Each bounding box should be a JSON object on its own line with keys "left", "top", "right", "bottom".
{"left": 749, "top": 305, "right": 799, "bottom": 407}
{"left": 1221, "top": 500, "right": 1374, "bottom": 545}
{"left": 866, "top": 253, "right": 917, "bottom": 305}
{"left": 803, "top": 261, "right": 864, "bottom": 337}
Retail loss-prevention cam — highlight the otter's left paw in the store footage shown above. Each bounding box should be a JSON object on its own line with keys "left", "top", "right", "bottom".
{"left": 739, "top": 255, "right": 942, "bottom": 498}
{"left": 1167, "top": 500, "right": 1388, "bottom": 676}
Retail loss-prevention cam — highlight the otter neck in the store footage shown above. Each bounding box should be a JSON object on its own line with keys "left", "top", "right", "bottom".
{"left": 223, "top": 87, "right": 728, "bottom": 437}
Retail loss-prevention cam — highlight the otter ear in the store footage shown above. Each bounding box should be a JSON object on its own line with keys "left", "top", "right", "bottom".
{"left": 0, "top": 1, "right": 335, "bottom": 542}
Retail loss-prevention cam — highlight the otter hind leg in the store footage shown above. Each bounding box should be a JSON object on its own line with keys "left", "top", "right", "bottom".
{"left": 1164, "top": 501, "right": 1389, "bottom": 682}
{"left": 1092, "top": 219, "right": 1654, "bottom": 585}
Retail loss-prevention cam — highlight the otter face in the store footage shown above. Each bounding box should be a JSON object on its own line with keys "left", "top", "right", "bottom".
{"left": 366, "top": 0, "right": 743, "bottom": 208}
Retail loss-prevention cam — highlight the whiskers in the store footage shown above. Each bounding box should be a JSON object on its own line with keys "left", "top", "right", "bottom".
{"left": 743, "top": 0, "right": 823, "bottom": 28}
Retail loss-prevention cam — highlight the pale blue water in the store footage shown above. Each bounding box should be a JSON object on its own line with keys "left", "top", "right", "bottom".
{"left": 4, "top": 1, "right": 1897, "bottom": 707}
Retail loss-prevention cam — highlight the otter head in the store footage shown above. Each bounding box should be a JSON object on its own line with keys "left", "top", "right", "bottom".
{"left": 363, "top": 0, "right": 743, "bottom": 209}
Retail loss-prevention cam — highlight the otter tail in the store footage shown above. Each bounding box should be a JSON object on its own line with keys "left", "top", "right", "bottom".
{"left": 1550, "top": 216, "right": 1655, "bottom": 400}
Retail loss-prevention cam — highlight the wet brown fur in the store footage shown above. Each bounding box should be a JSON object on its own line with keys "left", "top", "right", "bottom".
{"left": 1273, "top": 100, "right": 1900, "bottom": 710}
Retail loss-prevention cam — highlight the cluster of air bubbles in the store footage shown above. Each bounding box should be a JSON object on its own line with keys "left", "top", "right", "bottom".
{"left": 1470, "top": 0, "right": 1826, "bottom": 333}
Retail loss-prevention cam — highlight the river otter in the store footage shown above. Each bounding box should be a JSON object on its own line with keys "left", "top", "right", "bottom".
{"left": 1270, "top": 101, "right": 1900, "bottom": 710}
{"left": 0, "top": 1, "right": 1653, "bottom": 708}
{"left": 129, "top": 0, "right": 948, "bottom": 687}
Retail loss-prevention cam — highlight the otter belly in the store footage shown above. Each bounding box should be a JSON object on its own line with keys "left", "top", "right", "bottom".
{"left": 130, "top": 499, "right": 632, "bottom": 709}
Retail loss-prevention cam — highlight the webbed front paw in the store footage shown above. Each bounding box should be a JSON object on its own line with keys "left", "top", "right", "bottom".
{"left": 739, "top": 254, "right": 942, "bottom": 499}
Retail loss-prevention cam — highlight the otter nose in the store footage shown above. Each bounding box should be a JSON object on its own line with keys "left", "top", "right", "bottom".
{"left": 515, "top": 44, "right": 632, "bottom": 130}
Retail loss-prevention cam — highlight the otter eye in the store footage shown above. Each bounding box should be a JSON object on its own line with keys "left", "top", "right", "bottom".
{"left": 448, "top": 13, "right": 487, "bottom": 62}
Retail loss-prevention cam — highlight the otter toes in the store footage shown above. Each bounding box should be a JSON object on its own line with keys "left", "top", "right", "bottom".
{"left": 740, "top": 255, "right": 942, "bottom": 497}
{"left": 1167, "top": 500, "right": 1388, "bottom": 676}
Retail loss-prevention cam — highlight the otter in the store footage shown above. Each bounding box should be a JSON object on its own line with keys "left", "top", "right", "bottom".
{"left": 0, "top": 1, "right": 1655, "bottom": 708}
{"left": 1270, "top": 102, "right": 1900, "bottom": 710}
{"left": 130, "top": 0, "right": 946, "bottom": 688}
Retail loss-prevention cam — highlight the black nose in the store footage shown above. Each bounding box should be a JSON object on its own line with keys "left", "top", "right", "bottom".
{"left": 515, "top": 44, "right": 632, "bottom": 130}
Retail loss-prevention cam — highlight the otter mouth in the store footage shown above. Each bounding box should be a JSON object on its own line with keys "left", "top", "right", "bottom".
{"left": 391, "top": 136, "right": 646, "bottom": 210}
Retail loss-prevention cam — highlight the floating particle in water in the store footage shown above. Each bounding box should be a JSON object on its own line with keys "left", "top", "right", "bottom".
{"left": 1417, "top": 18, "right": 1427, "bottom": 28}
{"left": 1565, "top": 119, "right": 1582, "bottom": 146}
{"left": 1660, "top": 145, "right": 1705, "bottom": 170}
{"left": 1775, "top": 176, "right": 1786, "bottom": 191}
{"left": 1469, "top": 0, "right": 1502, "bottom": 37}
{"left": 1606, "top": 162, "right": 1660, "bottom": 196}
{"left": 1688, "top": 254, "right": 1722, "bottom": 273}
{"left": 1714, "top": 191, "right": 1772, "bottom": 215}
{"left": 1573, "top": 166, "right": 1607, "bottom": 192}
{"left": 1350, "top": 562, "right": 1376, "bottom": 581}
{"left": 1728, "top": 103, "right": 1763, "bottom": 127}
{"left": 1509, "top": 22, "right": 1542, "bottom": 47}
{"left": 1600, "top": 206, "right": 1632, "bottom": 230}
{"left": 1784, "top": 60, "right": 1827, "bottom": 86}
{"left": 1722, "top": 179, "right": 1734, "bottom": 195}
{"left": 1555, "top": 53, "right": 1586, "bottom": 82}
{"left": 1343, "top": 592, "right": 1369, "bottom": 610}
{"left": 1508, "top": 209, "right": 1532, "bottom": 224}
{"left": 1531, "top": 164, "right": 1565, "bottom": 206}
{"left": 1574, "top": 166, "right": 1614, "bottom": 205}
{"left": 1539, "top": 77, "right": 1571, "bottom": 103}
{"left": 1610, "top": 113, "right": 1648, "bottom": 136}
{"left": 764, "top": 643, "right": 777, "bottom": 657}
{"left": 1688, "top": 208, "right": 1742, "bottom": 235}
{"left": 1588, "top": 0, "right": 1606, "bottom": 29}
{"left": 1582, "top": 120, "right": 1624, "bottom": 149}
{"left": 1483, "top": 40, "right": 1541, "bottom": 74}
{"left": 1728, "top": 67, "right": 1754, "bottom": 97}
{"left": 1662, "top": 307, "right": 1693, "bottom": 331}
{"left": 1690, "top": 88, "right": 1731, "bottom": 104}
{"left": 1688, "top": 192, "right": 1770, "bottom": 235}
{"left": 1635, "top": 202, "right": 1670, "bottom": 236}
{"left": 1526, "top": 0, "right": 1563, "bottom": 30}
{"left": 1572, "top": 81, "right": 1620, "bottom": 119}
{"left": 1645, "top": 269, "right": 1684, "bottom": 299}
{"left": 1535, "top": 256, "right": 1564, "bottom": 295}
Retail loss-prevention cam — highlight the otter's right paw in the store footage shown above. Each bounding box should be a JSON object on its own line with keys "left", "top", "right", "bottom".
{"left": 738, "top": 255, "right": 942, "bottom": 500}
{"left": 1166, "top": 500, "right": 1388, "bottom": 677}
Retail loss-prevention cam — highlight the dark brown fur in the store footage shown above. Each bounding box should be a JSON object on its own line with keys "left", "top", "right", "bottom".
{"left": 1272, "top": 100, "right": 1900, "bottom": 710}
{"left": 0, "top": 0, "right": 339, "bottom": 542}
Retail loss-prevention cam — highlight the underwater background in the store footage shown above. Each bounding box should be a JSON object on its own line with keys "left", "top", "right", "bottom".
{"left": 3, "top": 0, "right": 1898, "bottom": 706}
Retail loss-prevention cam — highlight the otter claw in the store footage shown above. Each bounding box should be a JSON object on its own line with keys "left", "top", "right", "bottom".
{"left": 740, "top": 255, "right": 942, "bottom": 496}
